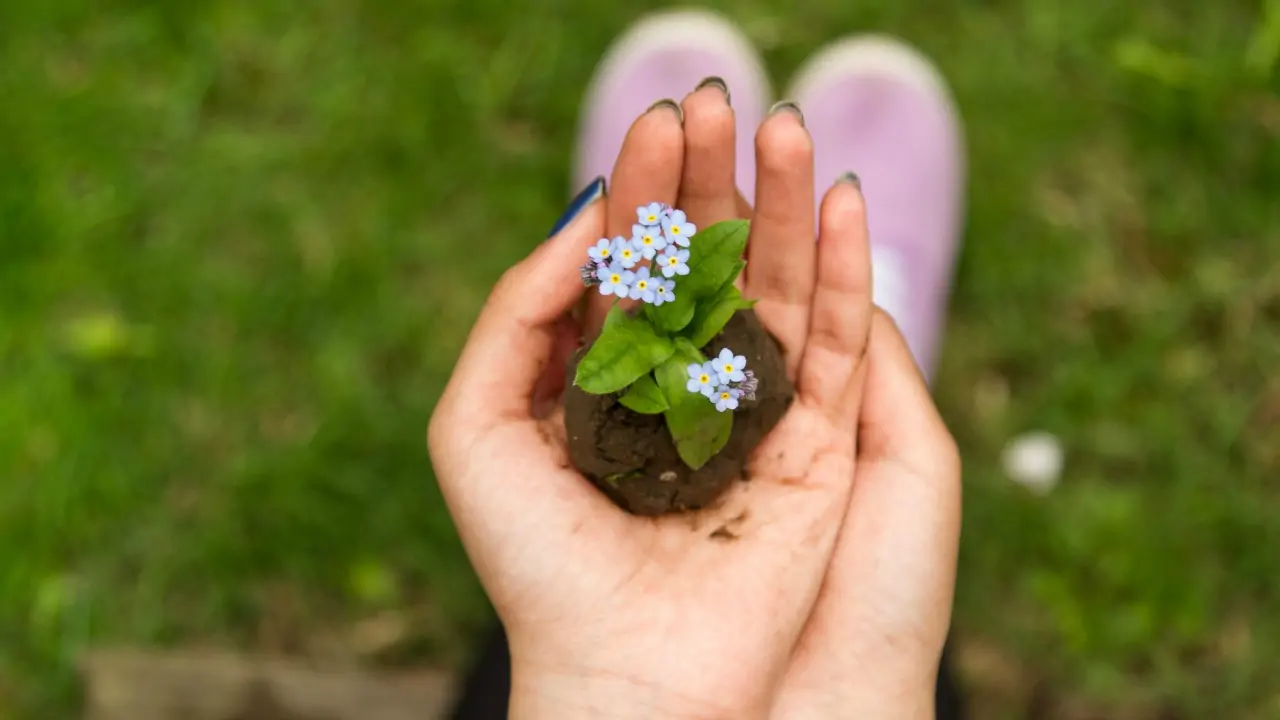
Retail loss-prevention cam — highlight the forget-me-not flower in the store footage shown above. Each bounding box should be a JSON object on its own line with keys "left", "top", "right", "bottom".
{"left": 651, "top": 277, "right": 676, "bottom": 306}
{"left": 614, "top": 237, "right": 641, "bottom": 269}
{"left": 637, "top": 202, "right": 668, "bottom": 227}
{"left": 596, "top": 261, "right": 635, "bottom": 298}
{"left": 713, "top": 348, "right": 747, "bottom": 384}
{"left": 587, "top": 238, "right": 615, "bottom": 263}
{"left": 662, "top": 209, "right": 697, "bottom": 247}
{"left": 629, "top": 267, "right": 657, "bottom": 304}
{"left": 713, "top": 385, "right": 742, "bottom": 413}
{"left": 631, "top": 224, "right": 667, "bottom": 260}
{"left": 656, "top": 248, "right": 690, "bottom": 278}
{"left": 686, "top": 362, "right": 718, "bottom": 398}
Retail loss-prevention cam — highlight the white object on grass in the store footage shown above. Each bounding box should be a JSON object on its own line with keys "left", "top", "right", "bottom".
{"left": 1002, "top": 431, "right": 1064, "bottom": 495}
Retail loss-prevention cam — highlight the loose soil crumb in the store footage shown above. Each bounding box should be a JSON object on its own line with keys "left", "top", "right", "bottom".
{"left": 564, "top": 310, "right": 794, "bottom": 516}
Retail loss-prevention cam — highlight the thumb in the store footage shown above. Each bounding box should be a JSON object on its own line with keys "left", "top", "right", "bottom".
{"left": 432, "top": 179, "right": 607, "bottom": 444}
{"left": 428, "top": 181, "right": 617, "bottom": 592}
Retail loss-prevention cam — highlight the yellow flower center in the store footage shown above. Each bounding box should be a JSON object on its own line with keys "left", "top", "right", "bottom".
{"left": 622, "top": 249, "right": 632, "bottom": 258}
{"left": 600, "top": 249, "right": 610, "bottom": 257}
{"left": 723, "top": 363, "right": 734, "bottom": 373}
{"left": 610, "top": 274, "right": 621, "bottom": 284}
{"left": 636, "top": 280, "right": 647, "bottom": 290}
{"left": 668, "top": 257, "right": 678, "bottom": 265}
{"left": 646, "top": 214, "right": 657, "bottom": 223}
{"left": 699, "top": 374, "right": 709, "bottom": 384}
{"left": 671, "top": 226, "right": 681, "bottom": 234}
{"left": 721, "top": 392, "right": 731, "bottom": 400}
{"left": 642, "top": 235, "right": 653, "bottom": 245}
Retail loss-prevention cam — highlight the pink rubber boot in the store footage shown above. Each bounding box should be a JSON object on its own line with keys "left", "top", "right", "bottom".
{"left": 573, "top": 9, "right": 773, "bottom": 203}
{"left": 787, "top": 36, "right": 966, "bottom": 380}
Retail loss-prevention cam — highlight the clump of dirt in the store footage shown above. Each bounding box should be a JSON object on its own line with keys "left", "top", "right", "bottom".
{"left": 564, "top": 310, "right": 794, "bottom": 516}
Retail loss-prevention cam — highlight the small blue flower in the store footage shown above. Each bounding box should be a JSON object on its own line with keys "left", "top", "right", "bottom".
{"left": 637, "top": 202, "right": 669, "bottom": 227}
{"left": 686, "top": 362, "right": 718, "bottom": 398}
{"left": 713, "top": 385, "right": 742, "bottom": 413}
{"left": 713, "top": 347, "right": 747, "bottom": 384}
{"left": 651, "top": 277, "right": 676, "bottom": 306}
{"left": 662, "top": 209, "right": 697, "bottom": 247}
{"left": 611, "top": 236, "right": 641, "bottom": 268}
{"left": 631, "top": 224, "right": 668, "bottom": 260}
{"left": 587, "top": 238, "right": 615, "bottom": 263}
{"left": 596, "top": 261, "right": 635, "bottom": 298}
{"left": 656, "top": 248, "right": 690, "bottom": 278}
{"left": 628, "top": 266, "right": 658, "bottom": 304}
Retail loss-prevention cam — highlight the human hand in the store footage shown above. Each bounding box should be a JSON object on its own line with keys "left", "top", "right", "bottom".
{"left": 766, "top": 309, "right": 961, "bottom": 719}
{"left": 664, "top": 84, "right": 963, "bottom": 718}
{"left": 428, "top": 89, "right": 886, "bottom": 719}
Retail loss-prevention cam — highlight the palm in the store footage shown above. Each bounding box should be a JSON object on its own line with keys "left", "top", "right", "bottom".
{"left": 456, "top": 399, "right": 853, "bottom": 710}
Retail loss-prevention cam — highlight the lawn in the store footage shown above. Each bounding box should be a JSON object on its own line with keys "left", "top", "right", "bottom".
{"left": 1, "top": 0, "right": 1278, "bottom": 717}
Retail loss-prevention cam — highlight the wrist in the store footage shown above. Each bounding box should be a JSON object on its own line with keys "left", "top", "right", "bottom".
{"left": 772, "top": 674, "right": 935, "bottom": 720}
{"left": 510, "top": 659, "right": 764, "bottom": 720}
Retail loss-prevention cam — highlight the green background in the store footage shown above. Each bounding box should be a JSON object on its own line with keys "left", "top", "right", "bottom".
{"left": 2, "top": 0, "right": 1278, "bottom": 716}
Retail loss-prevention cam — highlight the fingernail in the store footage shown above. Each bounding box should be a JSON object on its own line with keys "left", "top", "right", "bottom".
{"left": 768, "top": 100, "right": 805, "bottom": 127}
{"left": 835, "top": 171, "right": 861, "bottom": 190}
{"left": 548, "top": 176, "right": 606, "bottom": 238}
{"left": 646, "top": 98, "right": 684, "bottom": 125}
{"left": 695, "top": 76, "right": 731, "bottom": 105}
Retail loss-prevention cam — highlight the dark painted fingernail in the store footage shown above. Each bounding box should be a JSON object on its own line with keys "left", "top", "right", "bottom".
{"left": 836, "top": 171, "right": 861, "bottom": 189}
{"left": 768, "top": 100, "right": 805, "bottom": 126}
{"left": 646, "top": 98, "right": 684, "bottom": 125}
{"left": 695, "top": 76, "right": 731, "bottom": 105}
{"left": 548, "top": 176, "right": 606, "bottom": 238}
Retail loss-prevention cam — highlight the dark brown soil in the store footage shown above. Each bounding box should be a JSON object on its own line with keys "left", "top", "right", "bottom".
{"left": 564, "top": 310, "right": 794, "bottom": 516}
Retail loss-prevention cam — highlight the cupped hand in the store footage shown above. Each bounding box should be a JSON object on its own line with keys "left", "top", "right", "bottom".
{"left": 667, "top": 86, "right": 964, "bottom": 718}
{"left": 429, "top": 86, "right": 873, "bottom": 719}
{"left": 427, "top": 83, "right": 960, "bottom": 719}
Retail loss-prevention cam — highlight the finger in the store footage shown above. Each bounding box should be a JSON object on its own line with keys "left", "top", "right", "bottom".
{"left": 433, "top": 189, "right": 606, "bottom": 435}
{"left": 798, "top": 176, "right": 873, "bottom": 428}
{"left": 858, "top": 310, "right": 959, "bottom": 475}
{"left": 582, "top": 101, "right": 685, "bottom": 337}
{"left": 676, "top": 78, "right": 738, "bottom": 226}
{"left": 745, "top": 103, "right": 816, "bottom": 377}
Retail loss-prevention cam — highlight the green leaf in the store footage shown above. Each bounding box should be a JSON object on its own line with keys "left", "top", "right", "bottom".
{"left": 618, "top": 373, "right": 669, "bottom": 414}
{"left": 648, "top": 220, "right": 750, "bottom": 333}
{"left": 575, "top": 306, "right": 675, "bottom": 394}
{"left": 645, "top": 297, "right": 696, "bottom": 334}
{"left": 683, "top": 220, "right": 750, "bottom": 294}
{"left": 655, "top": 345, "right": 733, "bottom": 470}
{"left": 674, "top": 337, "right": 702, "bottom": 357}
{"left": 685, "top": 283, "right": 755, "bottom": 348}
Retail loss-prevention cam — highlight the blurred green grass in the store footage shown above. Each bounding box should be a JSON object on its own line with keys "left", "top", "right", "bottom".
{"left": 2, "top": 0, "right": 1278, "bottom": 717}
